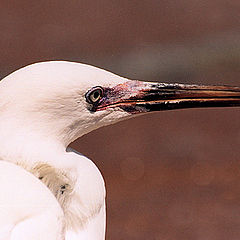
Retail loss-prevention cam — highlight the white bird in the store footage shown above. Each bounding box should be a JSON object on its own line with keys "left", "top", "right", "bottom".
{"left": 0, "top": 61, "right": 240, "bottom": 240}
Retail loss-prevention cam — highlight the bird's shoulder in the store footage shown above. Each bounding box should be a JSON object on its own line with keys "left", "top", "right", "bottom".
{"left": 2, "top": 147, "right": 106, "bottom": 234}
{"left": 29, "top": 147, "right": 106, "bottom": 232}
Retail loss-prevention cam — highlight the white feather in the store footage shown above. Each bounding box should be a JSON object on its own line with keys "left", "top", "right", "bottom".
{"left": 0, "top": 61, "right": 132, "bottom": 239}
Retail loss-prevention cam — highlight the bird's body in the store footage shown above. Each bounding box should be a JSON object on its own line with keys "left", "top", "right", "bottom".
{"left": 0, "top": 161, "right": 64, "bottom": 240}
{"left": 0, "top": 146, "right": 105, "bottom": 240}
{"left": 0, "top": 61, "right": 240, "bottom": 239}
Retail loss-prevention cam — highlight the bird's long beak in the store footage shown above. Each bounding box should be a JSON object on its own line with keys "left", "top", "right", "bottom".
{"left": 97, "top": 80, "right": 240, "bottom": 113}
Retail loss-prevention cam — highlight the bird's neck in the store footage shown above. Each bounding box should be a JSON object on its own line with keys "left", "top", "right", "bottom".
{"left": 0, "top": 119, "right": 66, "bottom": 168}
{"left": 0, "top": 114, "right": 107, "bottom": 236}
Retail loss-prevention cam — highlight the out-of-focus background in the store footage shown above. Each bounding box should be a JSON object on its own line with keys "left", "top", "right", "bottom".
{"left": 1, "top": 1, "right": 240, "bottom": 239}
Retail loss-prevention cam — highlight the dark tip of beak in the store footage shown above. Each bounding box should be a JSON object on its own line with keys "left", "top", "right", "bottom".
{"left": 123, "top": 82, "right": 240, "bottom": 113}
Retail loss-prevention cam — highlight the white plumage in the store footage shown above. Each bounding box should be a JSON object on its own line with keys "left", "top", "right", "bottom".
{"left": 0, "top": 161, "right": 64, "bottom": 240}
{"left": 0, "top": 61, "right": 126, "bottom": 239}
{"left": 0, "top": 61, "right": 240, "bottom": 239}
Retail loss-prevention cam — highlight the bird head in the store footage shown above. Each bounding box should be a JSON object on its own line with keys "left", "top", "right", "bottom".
{"left": 0, "top": 61, "right": 240, "bottom": 147}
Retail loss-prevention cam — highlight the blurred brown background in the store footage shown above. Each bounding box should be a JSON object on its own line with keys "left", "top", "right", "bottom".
{"left": 1, "top": 1, "right": 240, "bottom": 239}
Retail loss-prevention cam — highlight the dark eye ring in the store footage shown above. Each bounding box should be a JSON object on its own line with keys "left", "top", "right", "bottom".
{"left": 85, "top": 86, "right": 104, "bottom": 104}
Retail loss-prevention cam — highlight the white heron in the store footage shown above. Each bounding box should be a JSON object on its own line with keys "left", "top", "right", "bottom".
{"left": 0, "top": 61, "right": 240, "bottom": 240}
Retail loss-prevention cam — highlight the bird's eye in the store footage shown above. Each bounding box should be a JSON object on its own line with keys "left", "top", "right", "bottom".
{"left": 85, "top": 86, "right": 104, "bottom": 104}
